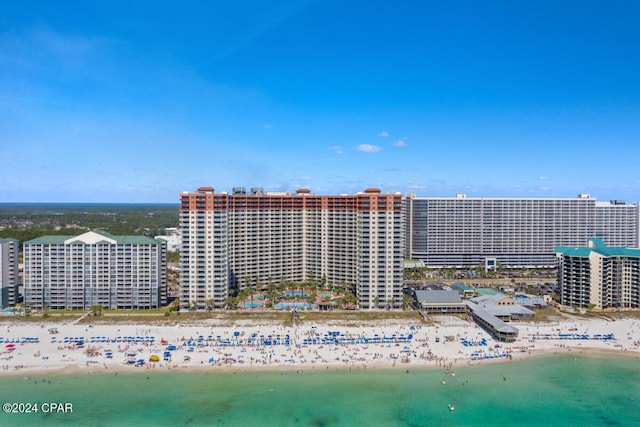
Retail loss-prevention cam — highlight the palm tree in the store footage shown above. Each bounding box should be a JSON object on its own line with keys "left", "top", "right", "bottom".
{"left": 341, "top": 291, "right": 357, "bottom": 310}
{"left": 402, "top": 294, "right": 414, "bottom": 310}
{"left": 91, "top": 305, "right": 104, "bottom": 317}
{"left": 223, "top": 296, "right": 237, "bottom": 310}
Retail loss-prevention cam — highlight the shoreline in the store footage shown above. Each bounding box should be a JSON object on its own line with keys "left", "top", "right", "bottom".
{"left": 4, "top": 349, "right": 639, "bottom": 379}
{"left": 1, "top": 314, "right": 638, "bottom": 378}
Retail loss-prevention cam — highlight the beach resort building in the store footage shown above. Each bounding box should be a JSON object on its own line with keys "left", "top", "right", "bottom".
{"left": 180, "top": 186, "right": 405, "bottom": 310}
{"left": 469, "top": 294, "right": 535, "bottom": 320}
{"left": 405, "top": 194, "right": 639, "bottom": 269}
{"left": 413, "top": 289, "right": 467, "bottom": 314}
{"left": 23, "top": 230, "right": 167, "bottom": 310}
{"left": 555, "top": 239, "right": 640, "bottom": 309}
{"left": 0, "top": 238, "right": 19, "bottom": 308}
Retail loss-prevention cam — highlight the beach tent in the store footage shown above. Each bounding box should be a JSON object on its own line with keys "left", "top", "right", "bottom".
{"left": 149, "top": 354, "right": 160, "bottom": 362}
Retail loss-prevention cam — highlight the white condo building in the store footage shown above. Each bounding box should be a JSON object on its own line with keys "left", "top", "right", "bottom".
{"left": 0, "top": 238, "right": 19, "bottom": 308}
{"left": 24, "top": 230, "right": 167, "bottom": 310}
{"left": 180, "top": 187, "right": 405, "bottom": 310}
{"left": 406, "top": 194, "right": 639, "bottom": 269}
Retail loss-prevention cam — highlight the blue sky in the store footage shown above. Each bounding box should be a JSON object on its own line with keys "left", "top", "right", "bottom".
{"left": 1, "top": 1, "right": 639, "bottom": 203}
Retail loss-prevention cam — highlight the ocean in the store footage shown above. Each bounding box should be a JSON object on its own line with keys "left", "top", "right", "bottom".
{"left": 1, "top": 353, "right": 639, "bottom": 426}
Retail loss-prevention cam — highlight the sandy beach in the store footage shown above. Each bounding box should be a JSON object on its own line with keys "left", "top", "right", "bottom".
{"left": 1, "top": 313, "right": 639, "bottom": 377}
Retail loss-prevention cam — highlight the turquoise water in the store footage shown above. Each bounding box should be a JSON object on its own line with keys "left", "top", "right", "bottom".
{"left": 242, "top": 302, "right": 263, "bottom": 308}
{"left": 274, "top": 302, "right": 313, "bottom": 309}
{"left": 1, "top": 354, "right": 639, "bottom": 426}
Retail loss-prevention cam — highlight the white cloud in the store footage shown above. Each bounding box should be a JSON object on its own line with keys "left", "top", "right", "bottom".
{"left": 393, "top": 138, "right": 408, "bottom": 147}
{"left": 356, "top": 144, "right": 382, "bottom": 153}
{"left": 376, "top": 131, "right": 389, "bottom": 137}
{"left": 538, "top": 176, "right": 546, "bottom": 180}
{"left": 263, "top": 124, "right": 272, "bottom": 129}
{"left": 329, "top": 145, "right": 344, "bottom": 154}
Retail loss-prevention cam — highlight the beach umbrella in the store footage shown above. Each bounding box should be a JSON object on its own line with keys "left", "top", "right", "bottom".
{"left": 5, "top": 343, "right": 15, "bottom": 349}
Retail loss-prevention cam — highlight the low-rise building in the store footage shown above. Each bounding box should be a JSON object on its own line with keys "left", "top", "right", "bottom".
{"left": 413, "top": 289, "right": 467, "bottom": 313}
{"left": 469, "top": 294, "right": 535, "bottom": 320}
{"left": 452, "top": 282, "right": 475, "bottom": 298}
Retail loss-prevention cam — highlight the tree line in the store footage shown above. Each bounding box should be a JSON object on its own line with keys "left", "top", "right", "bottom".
{"left": 0, "top": 204, "right": 178, "bottom": 244}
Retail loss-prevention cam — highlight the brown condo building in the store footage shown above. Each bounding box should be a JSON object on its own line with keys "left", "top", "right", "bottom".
{"left": 180, "top": 187, "right": 405, "bottom": 310}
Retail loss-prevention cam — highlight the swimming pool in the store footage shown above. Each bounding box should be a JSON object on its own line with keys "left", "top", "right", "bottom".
{"left": 274, "top": 302, "right": 314, "bottom": 310}
{"left": 243, "top": 301, "right": 263, "bottom": 308}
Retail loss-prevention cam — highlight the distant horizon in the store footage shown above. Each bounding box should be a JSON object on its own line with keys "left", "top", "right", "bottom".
{"left": 0, "top": 202, "right": 178, "bottom": 206}
{"left": 1, "top": 188, "right": 639, "bottom": 205}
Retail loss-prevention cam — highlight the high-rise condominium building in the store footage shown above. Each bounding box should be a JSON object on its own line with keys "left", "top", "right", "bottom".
{"left": 180, "top": 187, "right": 405, "bottom": 310}
{"left": 0, "top": 238, "right": 19, "bottom": 308}
{"left": 406, "top": 194, "right": 639, "bottom": 269}
{"left": 24, "top": 230, "right": 167, "bottom": 310}
{"left": 555, "top": 239, "right": 640, "bottom": 309}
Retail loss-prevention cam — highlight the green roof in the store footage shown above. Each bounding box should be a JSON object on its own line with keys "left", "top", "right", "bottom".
{"left": 475, "top": 288, "right": 500, "bottom": 296}
{"left": 25, "top": 235, "right": 70, "bottom": 244}
{"left": 25, "top": 230, "right": 164, "bottom": 245}
{"left": 555, "top": 239, "right": 640, "bottom": 258}
{"left": 452, "top": 282, "right": 473, "bottom": 291}
{"left": 0, "top": 237, "right": 19, "bottom": 243}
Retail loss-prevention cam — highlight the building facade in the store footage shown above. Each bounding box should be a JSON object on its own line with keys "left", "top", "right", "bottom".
{"left": 180, "top": 187, "right": 404, "bottom": 310}
{"left": 24, "top": 230, "right": 167, "bottom": 310}
{"left": 0, "top": 238, "right": 19, "bottom": 308}
{"left": 555, "top": 239, "right": 640, "bottom": 309}
{"left": 406, "top": 194, "right": 639, "bottom": 269}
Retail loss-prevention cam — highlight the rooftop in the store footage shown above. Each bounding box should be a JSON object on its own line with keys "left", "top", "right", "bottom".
{"left": 25, "top": 230, "right": 163, "bottom": 245}
{"left": 414, "top": 290, "right": 462, "bottom": 304}
{"left": 555, "top": 238, "right": 640, "bottom": 258}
